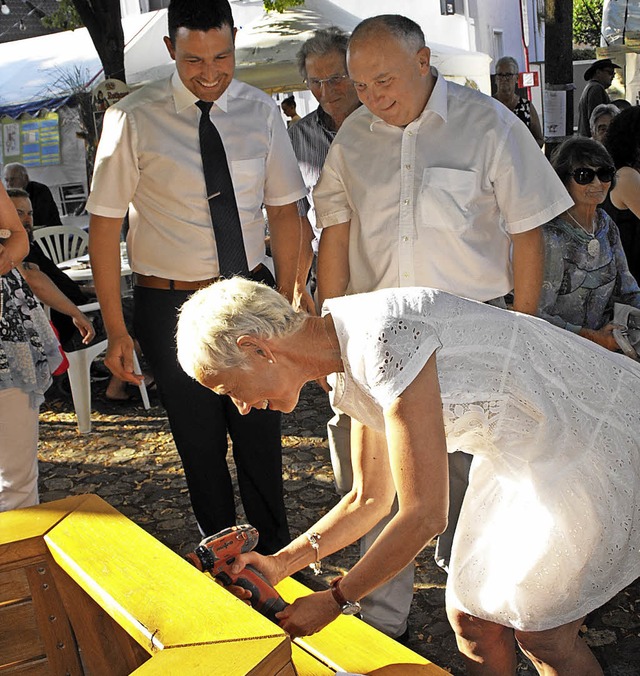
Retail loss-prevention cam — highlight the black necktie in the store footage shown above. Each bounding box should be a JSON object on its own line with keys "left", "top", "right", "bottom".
{"left": 196, "top": 100, "right": 249, "bottom": 277}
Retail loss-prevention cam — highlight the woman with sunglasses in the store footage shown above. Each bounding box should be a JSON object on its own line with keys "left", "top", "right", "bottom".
{"left": 603, "top": 106, "right": 640, "bottom": 283}
{"left": 539, "top": 136, "right": 640, "bottom": 352}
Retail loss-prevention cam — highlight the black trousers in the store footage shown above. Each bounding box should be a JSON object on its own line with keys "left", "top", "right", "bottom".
{"left": 133, "top": 269, "right": 290, "bottom": 555}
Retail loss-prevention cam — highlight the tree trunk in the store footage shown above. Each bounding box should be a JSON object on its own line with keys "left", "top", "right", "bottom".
{"left": 73, "top": 0, "right": 126, "bottom": 83}
{"left": 544, "top": 0, "right": 574, "bottom": 157}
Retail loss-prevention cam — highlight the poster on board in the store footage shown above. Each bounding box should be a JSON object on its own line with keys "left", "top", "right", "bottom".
{"left": 92, "top": 79, "right": 131, "bottom": 139}
{"left": 0, "top": 113, "right": 60, "bottom": 166}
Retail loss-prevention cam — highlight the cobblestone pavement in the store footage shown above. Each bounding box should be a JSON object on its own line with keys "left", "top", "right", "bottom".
{"left": 38, "top": 379, "right": 640, "bottom": 675}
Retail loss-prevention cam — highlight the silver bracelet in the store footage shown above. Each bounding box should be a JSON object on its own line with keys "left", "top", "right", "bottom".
{"left": 305, "top": 531, "right": 322, "bottom": 575}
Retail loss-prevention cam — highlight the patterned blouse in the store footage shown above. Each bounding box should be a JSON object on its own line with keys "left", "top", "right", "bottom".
{"left": 539, "top": 209, "right": 640, "bottom": 333}
{"left": 0, "top": 268, "right": 61, "bottom": 407}
{"left": 513, "top": 97, "right": 532, "bottom": 128}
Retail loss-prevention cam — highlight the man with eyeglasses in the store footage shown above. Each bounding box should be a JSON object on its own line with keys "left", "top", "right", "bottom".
{"left": 578, "top": 58, "right": 621, "bottom": 137}
{"left": 314, "top": 14, "right": 573, "bottom": 647}
{"left": 288, "top": 27, "right": 361, "bottom": 281}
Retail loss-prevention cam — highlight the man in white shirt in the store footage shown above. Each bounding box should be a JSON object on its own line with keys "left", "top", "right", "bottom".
{"left": 315, "top": 15, "right": 572, "bottom": 643}
{"left": 87, "top": 0, "right": 312, "bottom": 554}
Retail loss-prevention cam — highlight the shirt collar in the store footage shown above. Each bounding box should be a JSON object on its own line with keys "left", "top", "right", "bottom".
{"left": 426, "top": 69, "right": 448, "bottom": 123}
{"left": 368, "top": 67, "right": 447, "bottom": 131}
{"left": 171, "top": 70, "right": 231, "bottom": 114}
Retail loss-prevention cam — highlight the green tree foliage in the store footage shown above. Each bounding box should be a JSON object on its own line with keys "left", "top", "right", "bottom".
{"left": 44, "top": 0, "right": 304, "bottom": 30}
{"left": 574, "top": 0, "right": 604, "bottom": 46}
{"left": 41, "top": 0, "right": 81, "bottom": 30}
{"left": 263, "top": 0, "right": 304, "bottom": 10}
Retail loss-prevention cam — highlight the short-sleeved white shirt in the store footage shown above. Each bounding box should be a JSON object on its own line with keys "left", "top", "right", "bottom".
{"left": 87, "top": 72, "right": 307, "bottom": 280}
{"left": 313, "top": 71, "right": 573, "bottom": 301}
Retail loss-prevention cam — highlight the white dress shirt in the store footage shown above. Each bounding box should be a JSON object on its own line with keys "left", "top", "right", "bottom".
{"left": 87, "top": 72, "right": 307, "bottom": 280}
{"left": 313, "top": 71, "right": 573, "bottom": 301}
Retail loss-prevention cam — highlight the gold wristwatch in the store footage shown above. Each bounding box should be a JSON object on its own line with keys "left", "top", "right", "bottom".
{"left": 330, "top": 576, "right": 361, "bottom": 615}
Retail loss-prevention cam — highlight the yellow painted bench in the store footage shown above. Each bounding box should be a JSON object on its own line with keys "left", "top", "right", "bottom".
{"left": 0, "top": 495, "right": 447, "bottom": 675}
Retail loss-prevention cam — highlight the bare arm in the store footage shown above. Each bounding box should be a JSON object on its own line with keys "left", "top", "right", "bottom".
{"left": 511, "top": 226, "right": 543, "bottom": 314}
{"left": 0, "top": 184, "right": 29, "bottom": 274}
{"left": 528, "top": 101, "right": 544, "bottom": 148}
{"left": 243, "top": 355, "right": 449, "bottom": 637}
{"left": 316, "top": 220, "right": 351, "bottom": 308}
{"left": 20, "top": 263, "right": 95, "bottom": 344}
{"left": 336, "top": 355, "right": 449, "bottom": 605}
{"left": 610, "top": 167, "right": 640, "bottom": 215}
{"left": 265, "top": 202, "right": 314, "bottom": 312}
{"left": 89, "top": 214, "right": 141, "bottom": 384}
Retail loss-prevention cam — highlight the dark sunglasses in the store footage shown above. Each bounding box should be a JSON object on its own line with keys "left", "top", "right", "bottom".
{"left": 570, "top": 166, "right": 616, "bottom": 185}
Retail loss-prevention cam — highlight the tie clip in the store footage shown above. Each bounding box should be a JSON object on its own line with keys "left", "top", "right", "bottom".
{"left": 208, "top": 191, "right": 221, "bottom": 200}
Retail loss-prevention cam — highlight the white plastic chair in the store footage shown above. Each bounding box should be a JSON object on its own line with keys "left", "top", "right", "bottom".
{"left": 65, "top": 302, "right": 150, "bottom": 433}
{"left": 32, "top": 225, "right": 88, "bottom": 265}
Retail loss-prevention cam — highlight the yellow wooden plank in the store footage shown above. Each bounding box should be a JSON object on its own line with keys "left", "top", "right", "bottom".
{"left": 276, "top": 577, "right": 449, "bottom": 675}
{"left": 0, "top": 495, "right": 90, "bottom": 547}
{"left": 291, "top": 643, "right": 335, "bottom": 676}
{"left": 130, "top": 637, "right": 292, "bottom": 675}
{"left": 44, "top": 494, "right": 285, "bottom": 652}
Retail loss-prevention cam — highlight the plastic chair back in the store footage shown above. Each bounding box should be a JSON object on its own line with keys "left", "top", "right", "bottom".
{"left": 32, "top": 225, "right": 88, "bottom": 265}
{"left": 62, "top": 302, "right": 150, "bottom": 433}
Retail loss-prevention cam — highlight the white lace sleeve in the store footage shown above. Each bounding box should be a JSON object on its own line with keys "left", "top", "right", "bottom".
{"left": 365, "top": 316, "right": 442, "bottom": 409}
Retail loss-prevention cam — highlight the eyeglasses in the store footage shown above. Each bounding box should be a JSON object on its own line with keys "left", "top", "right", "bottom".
{"left": 495, "top": 73, "right": 517, "bottom": 78}
{"left": 304, "top": 74, "right": 349, "bottom": 89}
{"left": 570, "top": 166, "right": 616, "bottom": 185}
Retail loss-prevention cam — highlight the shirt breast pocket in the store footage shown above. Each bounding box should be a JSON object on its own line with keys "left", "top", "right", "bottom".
{"left": 230, "top": 158, "right": 266, "bottom": 210}
{"left": 419, "top": 167, "right": 477, "bottom": 232}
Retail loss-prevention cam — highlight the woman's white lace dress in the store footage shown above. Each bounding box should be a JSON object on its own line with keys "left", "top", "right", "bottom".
{"left": 324, "top": 287, "right": 640, "bottom": 632}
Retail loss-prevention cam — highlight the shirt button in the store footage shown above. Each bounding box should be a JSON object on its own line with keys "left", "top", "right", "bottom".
{"left": 407, "top": 131, "right": 413, "bottom": 136}
{"left": 405, "top": 164, "right": 411, "bottom": 170}
{"left": 403, "top": 272, "right": 409, "bottom": 278}
{"left": 402, "top": 236, "right": 409, "bottom": 242}
{"left": 404, "top": 199, "right": 410, "bottom": 205}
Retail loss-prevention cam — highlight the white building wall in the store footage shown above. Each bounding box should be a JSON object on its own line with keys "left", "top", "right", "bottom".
{"left": 325, "top": 0, "right": 470, "bottom": 50}
{"left": 472, "top": 1, "right": 527, "bottom": 70}
{"left": 324, "top": 0, "right": 543, "bottom": 74}
{"left": 330, "top": 0, "right": 546, "bottom": 132}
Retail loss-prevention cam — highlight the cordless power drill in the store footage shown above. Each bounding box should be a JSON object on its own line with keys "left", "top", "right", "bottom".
{"left": 185, "top": 524, "right": 288, "bottom": 623}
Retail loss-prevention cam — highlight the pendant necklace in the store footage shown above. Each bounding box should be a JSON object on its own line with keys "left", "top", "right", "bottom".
{"left": 566, "top": 211, "right": 600, "bottom": 257}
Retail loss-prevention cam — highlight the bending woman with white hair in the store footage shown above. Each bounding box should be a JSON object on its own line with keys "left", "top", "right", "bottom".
{"left": 177, "top": 276, "right": 640, "bottom": 675}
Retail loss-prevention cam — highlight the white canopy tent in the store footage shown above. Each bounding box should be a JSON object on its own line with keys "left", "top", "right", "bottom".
{"left": 0, "top": 12, "right": 169, "bottom": 116}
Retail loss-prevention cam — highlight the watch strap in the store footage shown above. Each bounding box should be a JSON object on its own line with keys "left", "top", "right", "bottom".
{"left": 330, "top": 575, "right": 348, "bottom": 608}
